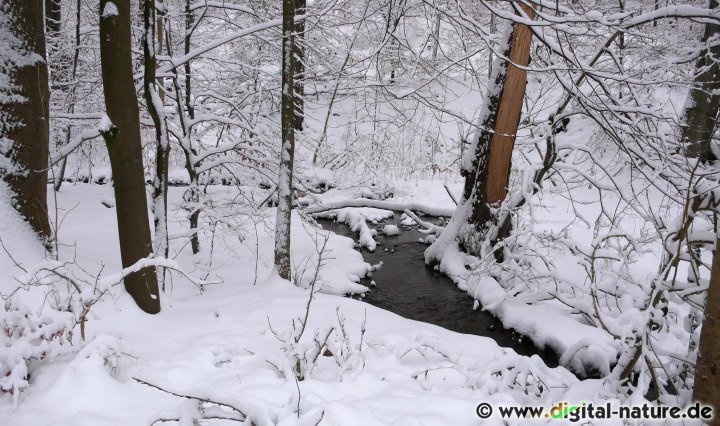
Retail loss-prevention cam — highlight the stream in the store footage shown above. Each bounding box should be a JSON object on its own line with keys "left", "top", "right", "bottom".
{"left": 318, "top": 214, "right": 561, "bottom": 369}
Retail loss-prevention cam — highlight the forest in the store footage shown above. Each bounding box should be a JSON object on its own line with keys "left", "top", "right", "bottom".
{"left": 1, "top": 0, "right": 720, "bottom": 424}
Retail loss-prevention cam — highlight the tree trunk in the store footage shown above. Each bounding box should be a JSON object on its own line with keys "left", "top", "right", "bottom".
{"left": 2, "top": 0, "right": 52, "bottom": 241}
{"left": 484, "top": 4, "right": 535, "bottom": 205}
{"left": 143, "top": 0, "right": 170, "bottom": 287}
{"left": 431, "top": 12, "right": 441, "bottom": 60}
{"left": 292, "top": 0, "right": 305, "bottom": 131}
{"left": 682, "top": 0, "right": 720, "bottom": 162}
{"left": 274, "top": 0, "right": 296, "bottom": 280}
{"left": 45, "top": 0, "right": 61, "bottom": 33}
{"left": 99, "top": 0, "right": 161, "bottom": 314}
{"left": 459, "top": 3, "right": 535, "bottom": 256}
{"left": 184, "top": 0, "right": 195, "bottom": 121}
{"left": 184, "top": 0, "right": 200, "bottom": 254}
{"left": 487, "top": 1, "right": 495, "bottom": 79}
{"left": 157, "top": 10, "right": 165, "bottom": 105}
{"left": 55, "top": 0, "right": 83, "bottom": 191}
{"left": 694, "top": 236, "right": 720, "bottom": 420}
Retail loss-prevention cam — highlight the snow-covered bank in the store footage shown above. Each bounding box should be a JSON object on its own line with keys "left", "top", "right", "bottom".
{"left": 306, "top": 178, "right": 621, "bottom": 376}
{"left": 5, "top": 273, "right": 582, "bottom": 425}
{"left": 1, "top": 184, "right": 584, "bottom": 425}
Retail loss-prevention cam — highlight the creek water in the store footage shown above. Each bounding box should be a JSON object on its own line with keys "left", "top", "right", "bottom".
{"left": 318, "top": 215, "right": 561, "bottom": 368}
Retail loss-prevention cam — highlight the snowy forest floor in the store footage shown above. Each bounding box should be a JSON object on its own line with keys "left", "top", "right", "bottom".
{"left": 0, "top": 181, "right": 686, "bottom": 425}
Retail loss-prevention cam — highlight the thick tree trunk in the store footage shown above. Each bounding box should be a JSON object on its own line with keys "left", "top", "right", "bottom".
{"left": 143, "top": 0, "right": 170, "bottom": 287}
{"left": 292, "top": 0, "right": 305, "bottom": 131}
{"left": 487, "top": 1, "right": 495, "bottom": 79}
{"left": 99, "top": 0, "right": 161, "bottom": 314}
{"left": 682, "top": 0, "right": 720, "bottom": 162}
{"left": 690, "top": 3, "right": 720, "bottom": 415}
{"left": 2, "top": 0, "right": 52, "bottom": 241}
{"left": 459, "top": 3, "right": 535, "bottom": 256}
{"left": 484, "top": 5, "right": 535, "bottom": 205}
{"left": 274, "top": 0, "right": 296, "bottom": 280}
{"left": 694, "top": 236, "right": 720, "bottom": 419}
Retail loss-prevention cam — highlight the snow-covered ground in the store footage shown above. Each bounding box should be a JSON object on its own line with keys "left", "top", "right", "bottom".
{"left": 0, "top": 183, "right": 594, "bottom": 425}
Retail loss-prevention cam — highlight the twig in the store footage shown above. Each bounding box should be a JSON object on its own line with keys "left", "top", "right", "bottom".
{"left": 133, "top": 377, "right": 249, "bottom": 423}
{"left": 443, "top": 183, "right": 459, "bottom": 206}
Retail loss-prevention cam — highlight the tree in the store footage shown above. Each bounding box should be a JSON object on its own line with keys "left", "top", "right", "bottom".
{"left": 458, "top": 2, "right": 535, "bottom": 257}
{"left": 98, "top": 0, "right": 161, "bottom": 314}
{"left": 45, "top": 0, "right": 61, "bottom": 33}
{"left": 51, "top": 0, "right": 82, "bottom": 192}
{"left": 180, "top": 0, "right": 201, "bottom": 254}
{"left": 694, "top": 234, "right": 720, "bottom": 419}
{"left": 1, "top": 0, "right": 52, "bottom": 241}
{"left": 682, "top": 0, "right": 720, "bottom": 162}
{"left": 274, "top": 0, "right": 296, "bottom": 280}
{"left": 142, "top": 0, "right": 171, "bottom": 285}
{"left": 689, "top": 0, "right": 720, "bottom": 413}
{"left": 293, "top": 0, "right": 305, "bottom": 131}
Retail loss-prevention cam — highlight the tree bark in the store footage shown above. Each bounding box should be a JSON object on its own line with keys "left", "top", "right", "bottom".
{"left": 99, "top": 0, "right": 161, "bottom": 314}
{"left": 55, "top": 0, "right": 82, "bottom": 192}
{"left": 45, "top": 0, "right": 61, "bottom": 33}
{"left": 143, "top": 0, "right": 170, "bottom": 287}
{"left": 183, "top": 0, "right": 201, "bottom": 254}
{"left": 2, "top": 0, "right": 52, "bottom": 241}
{"left": 431, "top": 12, "right": 441, "bottom": 60}
{"left": 694, "top": 236, "right": 720, "bottom": 421}
{"left": 460, "top": 3, "right": 535, "bottom": 257}
{"left": 484, "top": 4, "right": 535, "bottom": 205}
{"left": 274, "top": 0, "right": 296, "bottom": 280}
{"left": 682, "top": 0, "right": 720, "bottom": 162}
{"left": 292, "top": 0, "right": 305, "bottom": 131}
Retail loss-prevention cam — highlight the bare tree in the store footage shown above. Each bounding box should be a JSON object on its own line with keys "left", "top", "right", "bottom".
{"left": 689, "top": 0, "right": 720, "bottom": 411}
{"left": 682, "top": 0, "right": 720, "bottom": 162}
{"left": 694, "top": 234, "right": 720, "bottom": 417}
{"left": 143, "top": 0, "right": 171, "bottom": 285}
{"left": 275, "top": 0, "right": 297, "bottom": 280}
{"left": 1, "top": 0, "right": 52, "bottom": 241}
{"left": 98, "top": 0, "right": 160, "bottom": 314}
{"left": 293, "top": 0, "right": 305, "bottom": 131}
{"left": 181, "top": 0, "right": 201, "bottom": 254}
{"left": 457, "top": 2, "right": 535, "bottom": 257}
{"left": 52, "top": 0, "right": 82, "bottom": 191}
{"left": 44, "top": 0, "right": 60, "bottom": 33}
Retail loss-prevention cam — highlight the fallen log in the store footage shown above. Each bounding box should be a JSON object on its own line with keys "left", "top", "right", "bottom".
{"left": 303, "top": 198, "right": 455, "bottom": 217}
{"left": 403, "top": 209, "right": 444, "bottom": 234}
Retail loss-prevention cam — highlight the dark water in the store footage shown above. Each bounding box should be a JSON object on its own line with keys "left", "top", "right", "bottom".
{"left": 318, "top": 215, "right": 561, "bottom": 368}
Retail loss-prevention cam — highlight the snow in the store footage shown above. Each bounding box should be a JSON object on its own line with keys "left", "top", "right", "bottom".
{"left": 98, "top": 114, "right": 113, "bottom": 132}
{"left": 0, "top": 184, "right": 585, "bottom": 425}
{"left": 4, "top": 1, "right": 717, "bottom": 421}
{"left": 381, "top": 224, "right": 399, "bottom": 236}
{"left": 469, "top": 275, "right": 616, "bottom": 376}
{"left": 101, "top": 2, "right": 119, "bottom": 18}
{"left": 316, "top": 207, "right": 394, "bottom": 252}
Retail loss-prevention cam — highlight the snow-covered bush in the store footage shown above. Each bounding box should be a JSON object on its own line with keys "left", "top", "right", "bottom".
{"left": 0, "top": 253, "right": 210, "bottom": 404}
{"left": 267, "top": 309, "right": 366, "bottom": 382}
{"left": 0, "top": 298, "right": 74, "bottom": 405}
